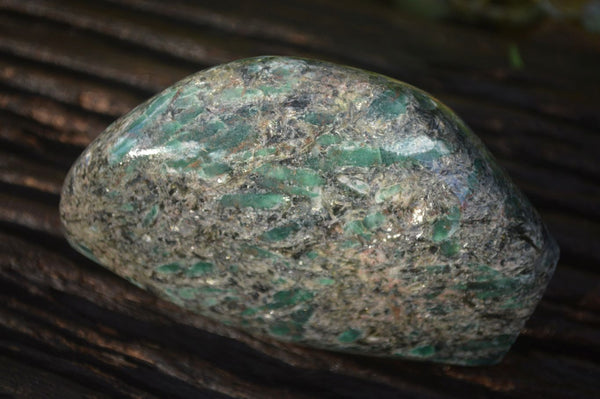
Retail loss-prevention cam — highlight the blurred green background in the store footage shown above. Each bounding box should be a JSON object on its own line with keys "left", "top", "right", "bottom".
{"left": 391, "top": 0, "right": 600, "bottom": 32}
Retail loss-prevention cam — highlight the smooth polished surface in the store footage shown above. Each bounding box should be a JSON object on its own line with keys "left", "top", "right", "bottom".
{"left": 60, "top": 56, "right": 558, "bottom": 365}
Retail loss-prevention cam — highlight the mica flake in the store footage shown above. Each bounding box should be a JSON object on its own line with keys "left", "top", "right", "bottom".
{"left": 60, "top": 56, "right": 559, "bottom": 365}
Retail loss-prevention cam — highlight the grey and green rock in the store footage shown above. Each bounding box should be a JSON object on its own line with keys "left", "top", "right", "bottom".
{"left": 60, "top": 56, "right": 559, "bottom": 365}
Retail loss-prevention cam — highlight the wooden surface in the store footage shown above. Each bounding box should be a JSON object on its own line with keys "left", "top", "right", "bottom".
{"left": 1, "top": 0, "right": 599, "bottom": 397}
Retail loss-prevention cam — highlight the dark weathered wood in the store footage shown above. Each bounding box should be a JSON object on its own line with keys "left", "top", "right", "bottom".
{"left": 1, "top": 0, "right": 599, "bottom": 397}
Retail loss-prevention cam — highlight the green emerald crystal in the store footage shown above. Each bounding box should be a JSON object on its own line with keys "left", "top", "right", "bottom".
{"left": 60, "top": 56, "right": 559, "bottom": 365}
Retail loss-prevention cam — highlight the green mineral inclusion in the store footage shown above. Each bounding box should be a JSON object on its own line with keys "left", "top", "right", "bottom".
{"left": 268, "top": 289, "right": 314, "bottom": 309}
{"left": 186, "top": 261, "right": 214, "bottom": 276}
{"left": 344, "top": 212, "right": 386, "bottom": 240}
{"left": 260, "top": 223, "right": 301, "bottom": 241}
{"left": 156, "top": 263, "right": 181, "bottom": 274}
{"left": 368, "top": 89, "right": 408, "bottom": 119}
{"left": 109, "top": 136, "right": 136, "bottom": 165}
{"left": 432, "top": 206, "right": 461, "bottom": 242}
{"left": 338, "top": 328, "right": 362, "bottom": 343}
{"left": 410, "top": 345, "right": 436, "bottom": 357}
{"left": 220, "top": 193, "right": 286, "bottom": 209}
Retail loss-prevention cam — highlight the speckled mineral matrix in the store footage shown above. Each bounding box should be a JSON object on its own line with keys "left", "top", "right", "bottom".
{"left": 60, "top": 56, "right": 559, "bottom": 365}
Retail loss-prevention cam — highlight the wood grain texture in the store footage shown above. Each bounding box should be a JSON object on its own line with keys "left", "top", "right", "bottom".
{"left": 1, "top": 0, "right": 599, "bottom": 397}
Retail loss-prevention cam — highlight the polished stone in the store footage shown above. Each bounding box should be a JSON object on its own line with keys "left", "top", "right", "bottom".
{"left": 60, "top": 56, "right": 559, "bottom": 365}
